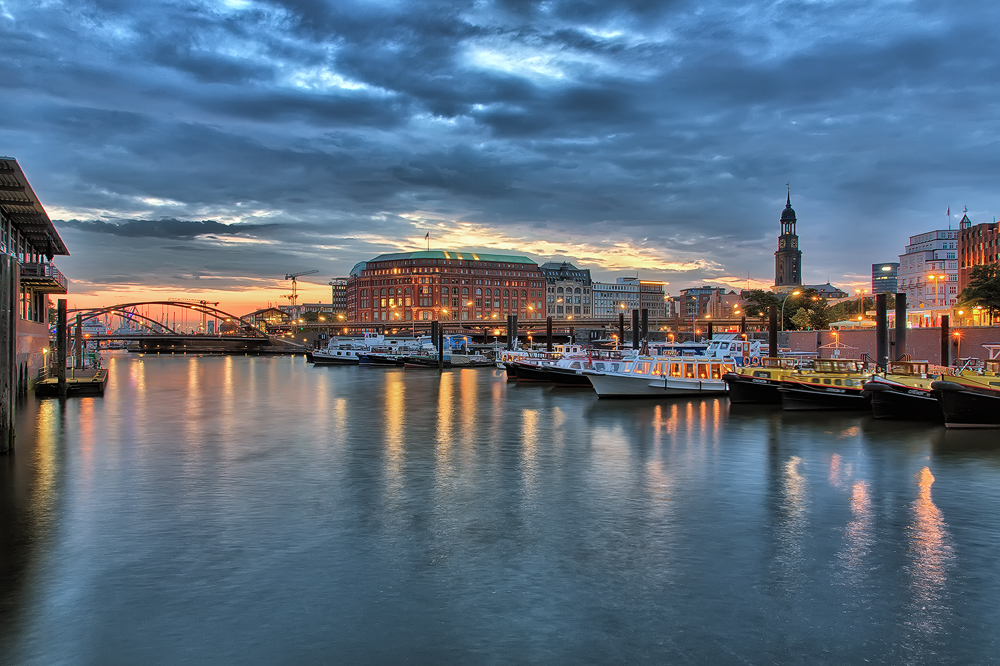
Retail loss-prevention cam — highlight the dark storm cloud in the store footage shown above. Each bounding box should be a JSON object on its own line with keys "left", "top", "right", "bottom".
{"left": 3, "top": 0, "right": 999, "bottom": 295}
{"left": 60, "top": 218, "right": 277, "bottom": 240}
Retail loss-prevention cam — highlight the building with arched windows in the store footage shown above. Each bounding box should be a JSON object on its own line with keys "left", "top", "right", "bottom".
{"left": 347, "top": 251, "right": 545, "bottom": 323}
{"left": 540, "top": 262, "right": 592, "bottom": 318}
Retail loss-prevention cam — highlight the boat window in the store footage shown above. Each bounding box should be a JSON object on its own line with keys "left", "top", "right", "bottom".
{"left": 698, "top": 364, "right": 709, "bottom": 379}
{"left": 753, "top": 371, "right": 771, "bottom": 378}
{"left": 834, "top": 379, "right": 843, "bottom": 386}
{"left": 670, "top": 362, "right": 681, "bottom": 377}
{"left": 823, "top": 378, "right": 831, "bottom": 385}
{"left": 723, "top": 363, "right": 735, "bottom": 373}
{"left": 635, "top": 362, "right": 650, "bottom": 374}
{"left": 710, "top": 362, "right": 721, "bottom": 379}
{"left": 571, "top": 362, "right": 581, "bottom": 369}
{"left": 685, "top": 363, "right": 695, "bottom": 378}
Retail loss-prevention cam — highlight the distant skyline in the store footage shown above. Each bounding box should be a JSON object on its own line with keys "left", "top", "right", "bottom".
{"left": 4, "top": 0, "right": 998, "bottom": 313}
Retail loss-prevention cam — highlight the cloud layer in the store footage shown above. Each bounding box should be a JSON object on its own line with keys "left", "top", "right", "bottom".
{"left": 4, "top": 0, "right": 998, "bottom": 307}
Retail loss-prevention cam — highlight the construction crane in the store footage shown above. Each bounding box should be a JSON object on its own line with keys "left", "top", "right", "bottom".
{"left": 283, "top": 270, "right": 319, "bottom": 309}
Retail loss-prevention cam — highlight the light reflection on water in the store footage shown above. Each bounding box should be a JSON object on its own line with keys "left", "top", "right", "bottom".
{"left": 907, "top": 467, "right": 955, "bottom": 642}
{"left": 1, "top": 355, "right": 999, "bottom": 665}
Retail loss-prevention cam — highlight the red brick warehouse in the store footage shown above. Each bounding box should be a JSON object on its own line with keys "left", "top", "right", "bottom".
{"left": 347, "top": 250, "right": 546, "bottom": 324}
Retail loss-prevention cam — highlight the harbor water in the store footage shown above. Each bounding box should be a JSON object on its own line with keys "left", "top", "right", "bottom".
{"left": 2, "top": 353, "right": 1000, "bottom": 664}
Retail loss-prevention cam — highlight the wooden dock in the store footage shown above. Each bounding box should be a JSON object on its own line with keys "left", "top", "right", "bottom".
{"left": 34, "top": 368, "right": 108, "bottom": 398}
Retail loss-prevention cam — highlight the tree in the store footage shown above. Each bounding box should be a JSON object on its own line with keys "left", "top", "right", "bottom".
{"left": 958, "top": 263, "right": 1000, "bottom": 324}
{"left": 790, "top": 307, "right": 811, "bottom": 330}
{"left": 808, "top": 306, "right": 830, "bottom": 330}
{"left": 741, "top": 290, "right": 780, "bottom": 323}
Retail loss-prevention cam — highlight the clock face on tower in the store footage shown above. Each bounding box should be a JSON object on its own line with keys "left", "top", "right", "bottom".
{"left": 779, "top": 238, "right": 786, "bottom": 248}
{"left": 791, "top": 238, "right": 797, "bottom": 249}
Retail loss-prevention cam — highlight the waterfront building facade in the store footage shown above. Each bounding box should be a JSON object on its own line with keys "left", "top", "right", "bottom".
{"left": 347, "top": 250, "right": 545, "bottom": 323}
{"left": 678, "top": 286, "right": 738, "bottom": 319}
{"left": 897, "top": 229, "right": 959, "bottom": 309}
{"left": 592, "top": 279, "right": 639, "bottom": 318}
{"left": 871, "top": 263, "right": 900, "bottom": 294}
{"left": 958, "top": 212, "right": 999, "bottom": 292}
{"left": 540, "top": 262, "right": 592, "bottom": 318}
{"left": 330, "top": 277, "right": 348, "bottom": 316}
{"left": 0, "top": 157, "right": 70, "bottom": 451}
{"left": 774, "top": 193, "right": 803, "bottom": 294}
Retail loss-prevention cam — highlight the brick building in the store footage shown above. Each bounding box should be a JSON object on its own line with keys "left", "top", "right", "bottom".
{"left": 347, "top": 250, "right": 545, "bottom": 323}
{"left": 958, "top": 211, "right": 999, "bottom": 292}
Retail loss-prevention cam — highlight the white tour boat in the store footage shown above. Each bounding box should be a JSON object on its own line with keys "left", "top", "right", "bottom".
{"left": 584, "top": 356, "right": 736, "bottom": 398}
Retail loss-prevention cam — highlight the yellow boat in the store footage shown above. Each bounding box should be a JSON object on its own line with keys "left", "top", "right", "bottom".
{"left": 863, "top": 361, "right": 942, "bottom": 421}
{"left": 931, "top": 360, "right": 1000, "bottom": 428}
{"left": 778, "top": 359, "right": 872, "bottom": 411}
{"left": 722, "top": 357, "right": 799, "bottom": 404}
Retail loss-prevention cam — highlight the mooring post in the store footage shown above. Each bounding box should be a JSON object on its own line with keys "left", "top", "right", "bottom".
{"left": 768, "top": 305, "right": 778, "bottom": 358}
{"left": 940, "top": 315, "right": 950, "bottom": 368}
{"left": 894, "top": 293, "right": 907, "bottom": 360}
{"left": 569, "top": 326, "right": 574, "bottom": 344}
{"left": 618, "top": 312, "right": 625, "bottom": 350}
{"left": 707, "top": 320, "right": 713, "bottom": 340}
{"left": 875, "top": 293, "right": 888, "bottom": 371}
{"left": 511, "top": 314, "right": 517, "bottom": 350}
{"left": 57, "top": 299, "right": 67, "bottom": 396}
{"left": 631, "top": 309, "right": 639, "bottom": 349}
{"left": 641, "top": 308, "right": 648, "bottom": 342}
{"left": 546, "top": 316, "right": 553, "bottom": 352}
{"left": 75, "top": 314, "right": 83, "bottom": 369}
{"left": 740, "top": 315, "right": 746, "bottom": 335}
{"left": 438, "top": 322, "right": 444, "bottom": 371}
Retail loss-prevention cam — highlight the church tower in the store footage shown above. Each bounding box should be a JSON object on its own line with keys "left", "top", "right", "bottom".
{"left": 774, "top": 191, "right": 802, "bottom": 292}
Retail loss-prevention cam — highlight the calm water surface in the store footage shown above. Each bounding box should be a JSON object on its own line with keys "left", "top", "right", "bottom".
{"left": 2, "top": 353, "right": 1000, "bottom": 664}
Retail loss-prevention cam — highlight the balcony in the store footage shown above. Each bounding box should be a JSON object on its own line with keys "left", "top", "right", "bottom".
{"left": 20, "top": 262, "right": 68, "bottom": 294}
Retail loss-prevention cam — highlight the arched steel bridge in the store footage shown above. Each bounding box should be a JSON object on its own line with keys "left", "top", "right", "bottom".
{"left": 63, "top": 301, "right": 268, "bottom": 340}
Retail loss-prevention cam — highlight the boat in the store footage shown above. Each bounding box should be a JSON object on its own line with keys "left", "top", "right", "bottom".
{"left": 722, "top": 357, "right": 799, "bottom": 404}
{"left": 863, "top": 361, "right": 942, "bottom": 421}
{"left": 931, "top": 359, "right": 1000, "bottom": 428}
{"left": 777, "top": 359, "right": 872, "bottom": 411}
{"left": 584, "top": 356, "right": 734, "bottom": 398}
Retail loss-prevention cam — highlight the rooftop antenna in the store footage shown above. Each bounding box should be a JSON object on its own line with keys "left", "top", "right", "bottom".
{"left": 947, "top": 205, "right": 951, "bottom": 230}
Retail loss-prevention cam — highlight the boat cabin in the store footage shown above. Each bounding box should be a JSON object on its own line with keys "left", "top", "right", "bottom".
{"left": 811, "top": 359, "right": 862, "bottom": 374}
{"left": 888, "top": 361, "right": 931, "bottom": 377}
{"left": 622, "top": 357, "right": 735, "bottom": 380}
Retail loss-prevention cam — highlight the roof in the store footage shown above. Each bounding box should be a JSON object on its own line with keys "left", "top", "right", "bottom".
{"left": 0, "top": 157, "right": 69, "bottom": 256}
{"left": 368, "top": 250, "right": 537, "bottom": 264}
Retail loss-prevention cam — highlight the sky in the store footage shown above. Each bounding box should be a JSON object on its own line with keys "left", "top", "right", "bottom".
{"left": 3, "top": 0, "right": 998, "bottom": 314}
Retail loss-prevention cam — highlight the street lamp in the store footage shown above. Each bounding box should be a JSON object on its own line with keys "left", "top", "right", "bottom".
{"left": 780, "top": 291, "right": 801, "bottom": 331}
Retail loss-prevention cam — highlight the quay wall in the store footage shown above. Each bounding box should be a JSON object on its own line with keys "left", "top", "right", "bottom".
{"left": 17, "top": 319, "right": 49, "bottom": 390}
{"left": 783, "top": 326, "right": 1000, "bottom": 364}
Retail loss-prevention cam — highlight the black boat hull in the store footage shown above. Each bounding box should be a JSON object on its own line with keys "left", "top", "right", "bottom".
{"left": 502, "top": 362, "right": 519, "bottom": 380}
{"left": 723, "top": 373, "right": 782, "bottom": 404}
{"left": 545, "top": 367, "right": 593, "bottom": 387}
{"left": 865, "top": 383, "right": 942, "bottom": 421}
{"left": 513, "top": 362, "right": 553, "bottom": 382}
{"left": 779, "top": 384, "right": 870, "bottom": 411}
{"left": 932, "top": 381, "right": 1000, "bottom": 428}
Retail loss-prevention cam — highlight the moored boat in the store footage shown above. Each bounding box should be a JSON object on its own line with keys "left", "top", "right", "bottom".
{"left": 931, "top": 359, "right": 1000, "bottom": 428}
{"left": 723, "top": 357, "right": 798, "bottom": 404}
{"left": 584, "top": 356, "right": 733, "bottom": 398}
{"left": 863, "top": 361, "right": 942, "bottom": 421}
{"left": 778, "top": 359, "right": 872, "bottom": 411}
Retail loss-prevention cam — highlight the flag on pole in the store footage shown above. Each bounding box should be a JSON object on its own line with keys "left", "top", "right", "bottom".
{"left": 947, "top": 206, "right": 950, "bottom": 216}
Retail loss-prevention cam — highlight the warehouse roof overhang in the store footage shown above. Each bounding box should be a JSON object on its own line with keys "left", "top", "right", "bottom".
{"left": 0, "top": 157, "right": 69, "bottom": 257}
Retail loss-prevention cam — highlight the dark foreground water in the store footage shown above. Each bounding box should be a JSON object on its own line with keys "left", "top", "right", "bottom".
{"left": 2, "top": 353, "right": 1000, "bottom": 665}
